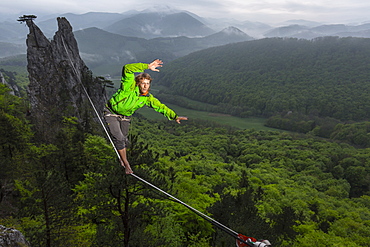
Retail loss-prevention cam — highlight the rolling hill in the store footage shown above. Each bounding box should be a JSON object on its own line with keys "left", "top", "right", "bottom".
{"left": 0, "top": 42, "right": 26, "bottom": 58}
{"left": 155, "top": 36, "right": 370, "bottom": 121}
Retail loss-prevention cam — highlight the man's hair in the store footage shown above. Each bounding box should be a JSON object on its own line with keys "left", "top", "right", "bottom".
{"left": 135, "top": 73, "right": 152, "bottom": 85}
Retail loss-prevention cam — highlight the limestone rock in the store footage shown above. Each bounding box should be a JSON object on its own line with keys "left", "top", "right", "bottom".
{"left": 25, "top": 17, "right": 106, "bottom": 142}
{"left": 0, "top": 72, "right": 20, "bottom": 96}
{"left": 0, "top": 225, "right": 30, "bottom": 247}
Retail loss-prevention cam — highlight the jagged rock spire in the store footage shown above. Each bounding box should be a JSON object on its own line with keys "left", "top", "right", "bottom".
{"left": 0, "top": 225, "right": 30, "bottom": 246}
{"left": 26, "top": 17, "right": 106, "bottom": 142}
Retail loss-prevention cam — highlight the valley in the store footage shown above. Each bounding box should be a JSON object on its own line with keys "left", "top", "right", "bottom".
{"left": 136, "top": 101, "right": 277, "bottom": 131}
{"left": 1, "top": 12, "right": 370, "bottom": 247}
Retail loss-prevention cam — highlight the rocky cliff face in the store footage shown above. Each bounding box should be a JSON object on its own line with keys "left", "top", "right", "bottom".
{"left": 26, "top": 17, "right": 106, "bottom": 142}
{"left": 0, "top": 225, "right": 30, "bottom": 247}
{"left": 0, "top": 72, "right": 20, "bottom": 96}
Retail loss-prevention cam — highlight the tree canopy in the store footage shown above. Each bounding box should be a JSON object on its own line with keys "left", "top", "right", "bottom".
{"left": 2, "top": 80, "right": 369, "bottom": 246}
{"left": 1, "top": 36, "right": 370, "bottom": 246}
{"left": 156, "top": 37, "right": 370, "bottom": 121}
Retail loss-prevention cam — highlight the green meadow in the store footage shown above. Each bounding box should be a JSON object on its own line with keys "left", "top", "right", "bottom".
{"left": 136, "top": 103, "right": 277, "bottom": 131}
{"left": 109, "top": 80, "right": 277, "bottom": 131}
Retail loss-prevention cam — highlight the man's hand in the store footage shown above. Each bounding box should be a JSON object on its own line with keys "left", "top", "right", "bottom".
{"left": 148, "top": 59, "right": 163, "bottom": 72}
{"left": 176, "top": 116, "right": 188, "bottom": 124}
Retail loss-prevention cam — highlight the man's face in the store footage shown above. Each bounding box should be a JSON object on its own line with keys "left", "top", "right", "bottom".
{"left": 139, "top": 79, "right": 150, "bottom": 94}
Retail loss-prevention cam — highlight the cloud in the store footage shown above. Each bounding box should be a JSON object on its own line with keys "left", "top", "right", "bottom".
{"left": 1, "top": 0, "right": 370, "bottom": 24}
{"left": 220, "top": 0, "right": 370, "bottom": 23}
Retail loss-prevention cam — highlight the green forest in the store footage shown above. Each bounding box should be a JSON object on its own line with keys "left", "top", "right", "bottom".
{"left": 1, "top": 36, "right": 370, "bottom": 246}
{"left": 157, "top": 37, "right": 370, "bottom": 121}
{"left": 1, "top": 79, "right": 370, "bottom": 246}
{"left": 155, "top": 37, "right": 370, "bottom": 147}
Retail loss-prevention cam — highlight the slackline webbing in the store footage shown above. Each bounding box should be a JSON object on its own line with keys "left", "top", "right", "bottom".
{"left": 60, "top": 36, "right": 254, "bottom": 246}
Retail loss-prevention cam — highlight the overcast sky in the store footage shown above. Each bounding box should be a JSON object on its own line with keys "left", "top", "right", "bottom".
{"left": 1, "top": 0, "right": 370, "bottom": 24}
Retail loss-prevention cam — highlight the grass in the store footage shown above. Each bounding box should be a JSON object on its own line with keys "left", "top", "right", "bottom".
{"left": 135, "top": 85, "right": 278, "bottom": 131}
{"left": 105, "top": 79, "right": 277, "bottom": 131}
{"left": 136, "top": 103, "right": 278, "bottom": 131}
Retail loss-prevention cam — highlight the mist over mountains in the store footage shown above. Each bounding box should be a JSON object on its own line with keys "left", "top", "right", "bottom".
{"left": 104, "top": 12, "right": 215, "bottom": 38}
{"left": 1, "top": 8, "right": 370, "bottom": 40}
{"left": 1, "top": 7, "right": 370, "bottom": 73}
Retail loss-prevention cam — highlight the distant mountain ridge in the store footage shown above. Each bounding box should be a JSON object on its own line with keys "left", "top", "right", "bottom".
{"left": 0, "top": 21, "right": 29, "bottom": 44}
{"left": 73, "top": 25, "right": 253, "bottom": 75}
{"left": 265, "top": 23, "right": 370, "bottom": 39}
{"left": 37, "top": 12, "right": 126, "bottom": 37}
{"left": 104, "top": 12, "right": 215, "bottom": 39}
{"left": 0, "top": 42, "right": 26, "bottom": 58}
{"left": 2, "top": 8, "right": 370, "bottom": 69}
{"left": 2, "top": 8, "right": 370, "bottom": 46}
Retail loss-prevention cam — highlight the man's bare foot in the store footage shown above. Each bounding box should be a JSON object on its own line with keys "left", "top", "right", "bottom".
{"left": 120, "top": 159, "right": 133, "bottom": 174}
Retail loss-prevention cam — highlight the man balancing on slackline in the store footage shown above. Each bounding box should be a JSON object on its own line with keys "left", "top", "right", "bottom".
{"left": 104, "top": 59, "right": 188, "bottom": 174}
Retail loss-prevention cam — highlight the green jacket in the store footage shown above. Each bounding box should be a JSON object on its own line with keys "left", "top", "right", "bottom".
{"left": 107, "top": 63, "right": 178, "bottom": 120}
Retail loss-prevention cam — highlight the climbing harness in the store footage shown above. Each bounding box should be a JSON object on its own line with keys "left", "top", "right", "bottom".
{"left": 60, "top": 36, "right": 270, "bottom": 247}
{"left": 104, "top": 113, "right": 131, "bottom": 121}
